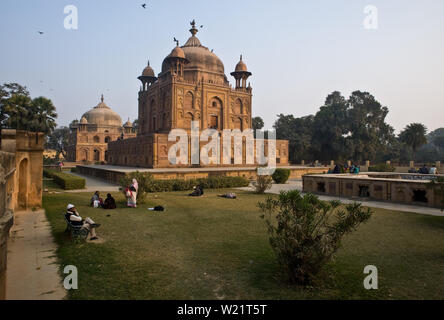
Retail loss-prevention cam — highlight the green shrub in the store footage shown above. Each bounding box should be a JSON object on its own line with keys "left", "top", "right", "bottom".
{"left": 272, "top": 168, "right": 291, "bottom": 184}
{"left": 255, "top": 175, "right": 273, "bottom": 194}
{"left": 44, "top": 169, "right": 85, "bottom": 190}
{"left": 259, "top": 190, "right": 372, "bottom": 284}
{"left": 368, "top": 163, "right": 396, "bottom": 172}
{"left": 71, "top": 167, "right": 77, "bottom": 173}
{"left": 120, "top": 172, "right": 250, "bottom": 203}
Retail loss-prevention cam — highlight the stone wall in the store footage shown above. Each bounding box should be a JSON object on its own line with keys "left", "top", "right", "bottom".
{"left": 0, "top": 151, "right": 15, "bottom": 299}
{"left": 303, "top": 173, "right": 444, "bottom": 208}
{"left": 77, "top": 164, "right": 329, "bottom": 185}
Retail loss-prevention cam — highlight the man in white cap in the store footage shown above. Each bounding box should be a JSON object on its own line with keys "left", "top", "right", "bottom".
{"left": 65, "top": 204, "right": 100, "bottom": 241}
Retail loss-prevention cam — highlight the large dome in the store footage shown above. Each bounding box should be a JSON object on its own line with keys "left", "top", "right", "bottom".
{"left": 161, "top": 22, "right": 225, "bottom": 75}
{"left": 81, "top": 95, "right": 122, "bottom": 127}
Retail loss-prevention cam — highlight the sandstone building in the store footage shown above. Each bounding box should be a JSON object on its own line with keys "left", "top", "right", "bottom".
{"left": 66, "top": 95, "right": 136, "bottom": 163}
{"left": 0, "top": 129, "right": 44, "bottom": 299}
{"left": 108, "top": 21, "right": 289, "bottom": 167}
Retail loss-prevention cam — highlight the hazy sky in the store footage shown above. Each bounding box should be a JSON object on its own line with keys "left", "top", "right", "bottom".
{"left": 1, "top": 0, "right": 443, "bottom": 133}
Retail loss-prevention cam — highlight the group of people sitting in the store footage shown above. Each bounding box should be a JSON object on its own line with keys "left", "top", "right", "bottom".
{"left": 414, "top": 164, "right": 439, "bottom": 175}
{"left": 90, "top": 191, "right": 116, "bottom": 209}
{"left": 329, "top": 164, "right": 360, "bottom": 174}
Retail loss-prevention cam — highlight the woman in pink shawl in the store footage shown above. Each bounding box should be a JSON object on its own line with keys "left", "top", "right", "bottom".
{"left": 126, "top": 179, "right": 139, "bottom": 208}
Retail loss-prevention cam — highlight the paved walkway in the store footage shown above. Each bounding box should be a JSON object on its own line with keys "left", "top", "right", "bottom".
{"left": 238, "top": 180, "right": 444, "bottom": 217}
{"left": 66, "top": 172, "right": 120, "bottom": 193}
{"left": 6, "top": 210, "right": 66, "bottom": 300}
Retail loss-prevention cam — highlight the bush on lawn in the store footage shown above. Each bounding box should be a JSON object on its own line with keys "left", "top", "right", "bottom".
{"left": 259, "top": 190, "right": 372, "bottom": 284}
{"left": 120, "top": 171, "right": 250, "bottom": 203}
{"left": 368, "top": 163, "right": 396, "bottom": 172}
{"left": 43, "top": 169, "right": 85, "bottom": 190}
{"left": 272, "top": 168, "right": 291, "bottom": 184}
{"left": 255, "top": 175, "right": 273, "bottom": 194}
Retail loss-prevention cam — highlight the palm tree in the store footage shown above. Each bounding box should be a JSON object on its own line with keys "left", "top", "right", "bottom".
{"left": 30, "top": 96, "right": 57, "bottom": 135}
{"left": 399, "top": 123, "right": 428, "bottom": 153}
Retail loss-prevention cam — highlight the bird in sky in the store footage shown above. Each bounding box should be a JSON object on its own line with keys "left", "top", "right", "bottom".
{"left": 141, "top": 3, "right": 146, "bottom": 9}
{"left": 173, "top": 37, "right": 179, "bottom": 46}
{"left": 38, "top": 31, "right": 44, "bottom": 35}
{"left": 200, "top": 25, "right": 203, "bottom": 28}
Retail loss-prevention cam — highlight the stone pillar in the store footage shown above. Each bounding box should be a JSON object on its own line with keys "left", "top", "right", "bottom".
{"left": 409, "top": 161, "right": 414, "bottom": 168}
{"left": 365, "top": 160, "right": 370, "bottom": 167}
{"left": 386, "top": 160, "right": 391, "bottom": 166}
{"left": 301, "top": 160, "right": 305, "bottom": 166}
{"left": 315, "top": 160, "right": 319, "bottom": 166}
{"left": 347, "top": 160, "right": 351, "bottom": 167}
{"left": 330, "top": 160, "right": 335, "bottom": 167}
{"left": 436, "top": 161, "right": 441, "bottom": 169}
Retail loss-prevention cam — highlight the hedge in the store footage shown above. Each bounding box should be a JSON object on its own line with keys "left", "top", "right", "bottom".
{"left": 43, "top": 169, "right": 86, "bottom": 190}
{"left": 272, "top": 168, "right": 291, "bottom": 184}
{"left": 368, "top": 163, "right": 396, "bottom": 172}
{"left": 120, "top": 172, "right": 250, "bottom": 198}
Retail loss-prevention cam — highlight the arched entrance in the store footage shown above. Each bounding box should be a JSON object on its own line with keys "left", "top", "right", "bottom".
{"left": 94, "top": 149, "right": 100, "bottom": 162}
{"left": 18, "top": 158, "right": 28, "bottom": 209}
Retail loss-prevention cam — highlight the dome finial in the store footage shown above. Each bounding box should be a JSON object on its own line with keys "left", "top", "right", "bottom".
{"left": 240, "top": 54, "right": 243, "bottom": 61}
{"left": 189, "top": 19, "right": 198, "bottom": 36}
{"left": 101, "top": 94, "right": 104, "bottom": 103}
{"left": 147, "top": 60, "right": 150, "bottom": 66}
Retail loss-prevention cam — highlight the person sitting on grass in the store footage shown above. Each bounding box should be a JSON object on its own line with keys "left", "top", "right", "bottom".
{"left": 218, "top": 192, "right": 237, "bottom": 199}
{"left": 189, "top": 185, "right": 204, "bottom": 197}
{"left": 103, "top": 193, "right": 116, "bottom": 209}
{"left": 90, "top": 191, "right": 103, "bottom": 207}
{"left": 65, "top": 204, "right": 100, "bottom": 241}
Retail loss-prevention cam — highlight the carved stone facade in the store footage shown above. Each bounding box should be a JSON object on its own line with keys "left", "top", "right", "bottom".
{"left": 108, "top": 22, "right": 289, "bottom": 167}
{"left": 66, "top": 95, "right": 136, "bottom": 163}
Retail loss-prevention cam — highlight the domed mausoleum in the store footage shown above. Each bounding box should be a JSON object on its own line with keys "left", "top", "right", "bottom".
{"left": 67, "top": 95, "right": 136, "bottom": 162}
{"left": 107, "top": 21, "right": 289, "bottom": 168}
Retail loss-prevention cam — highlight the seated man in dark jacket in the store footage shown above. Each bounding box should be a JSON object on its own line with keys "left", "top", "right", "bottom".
{"left": 65, "top": 204, "right": 100, "bottom": 240}
{"left": 103, "top": 193, "right": 116, "bottom": 209}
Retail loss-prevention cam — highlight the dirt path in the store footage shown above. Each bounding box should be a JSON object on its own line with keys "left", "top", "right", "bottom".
{"left": 6, "top": 210, "right": 66, "bottom": 300}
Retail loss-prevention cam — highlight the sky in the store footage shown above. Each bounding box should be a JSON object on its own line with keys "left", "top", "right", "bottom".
{"left": 0, "top": 0, "right": 443, "bottom": 133}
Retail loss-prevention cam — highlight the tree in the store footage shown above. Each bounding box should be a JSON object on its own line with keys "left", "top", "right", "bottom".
{"left": 399, "top": 123, "right": 427, "bottom": 153}
{"left": 274, "top": 114, "right": 314, "bottom": 163}
{"left": 259, "top": 190, "right": 372, "bottom": 284}
{"left": 311, "top": 91, "right": 350, "bottom": 161}
{"left": 46, "top": 126, "right": 70, "bottom": 158}
{"left": 347, "top": 91, "right": 395, "bottom": 162}
{"left": 133, "top": 119, "right": 139, "bottom": 132}
{"left": 252, "top": 116, "right": 264, "bottom": 131}
{"left": 0, "top": 82, "right": 57, "bottom": 135}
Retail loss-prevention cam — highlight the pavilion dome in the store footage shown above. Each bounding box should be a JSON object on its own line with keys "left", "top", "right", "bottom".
{"left": 142, "top": 62, "right": 155, "bottom": 77}
{"left": 81, "top": 95, "right": 122, "bottom": 127}
{"left": 235, "top": 56, "right": 248, "bottom": 72}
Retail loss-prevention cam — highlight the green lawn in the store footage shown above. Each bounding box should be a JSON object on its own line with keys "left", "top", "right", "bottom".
{"left": 43, "top": 190, "right": 444, "bottom": 300}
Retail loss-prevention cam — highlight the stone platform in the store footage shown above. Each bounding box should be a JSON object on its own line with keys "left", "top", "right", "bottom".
{"left": 303, "top": 172, "right": 444, "bottom": 209}
{"left": 77, "top": 164, "right": 329, "bottom": 184}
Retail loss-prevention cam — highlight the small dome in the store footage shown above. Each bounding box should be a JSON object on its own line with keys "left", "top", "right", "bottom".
{"left": 170, "top": 46, "right": 186, "bottom": 59}
{"left": 81, "top": 95, "right": 123, "bottom": 127}
{"left": 80, "top": 116, "right": 88, "bottom": 124}
{"left": 123, "top": 118, "right": 133, "bottom": 127}
{"left": 142, "top": 61, "right": 155, "bottom": 77}
{"left": 235, "top": 55, "right": 248, "bottom": 72}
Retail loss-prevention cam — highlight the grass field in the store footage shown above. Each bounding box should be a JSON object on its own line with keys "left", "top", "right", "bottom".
{"left": 43, "top": 189, "right": 444, "bottom": 300}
